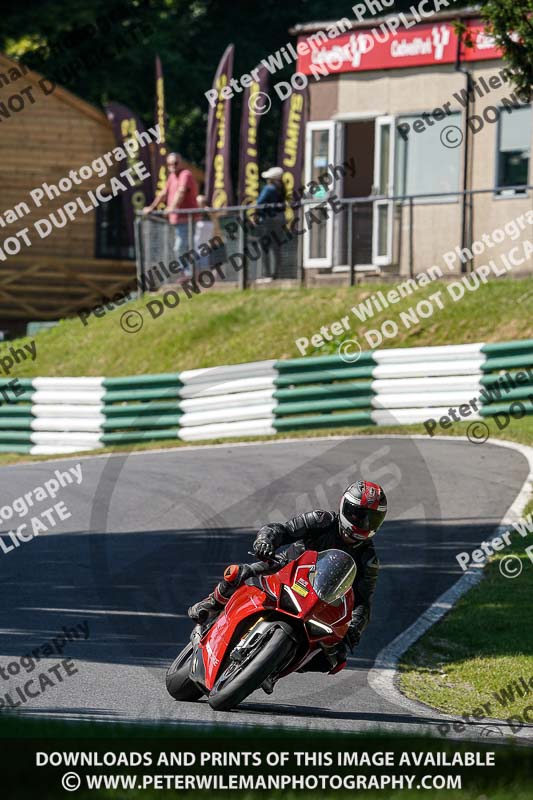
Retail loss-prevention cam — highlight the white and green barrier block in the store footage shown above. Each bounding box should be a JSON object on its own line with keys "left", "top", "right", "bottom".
{"left": 0, "top": 339, "right": 531, "bottom": 454}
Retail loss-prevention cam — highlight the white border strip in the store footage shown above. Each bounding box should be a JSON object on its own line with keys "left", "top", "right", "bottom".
{"left": 374, "top": 343, "right": 484, "bottom": 363}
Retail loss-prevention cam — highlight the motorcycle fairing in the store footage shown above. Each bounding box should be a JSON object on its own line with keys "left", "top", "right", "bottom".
{"left": 195, "top": 550, "right": 354, "bottom": 690}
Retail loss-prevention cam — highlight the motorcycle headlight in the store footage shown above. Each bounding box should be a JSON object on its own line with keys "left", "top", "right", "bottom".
{"left": 306, "top": 619, "right": 333, "bottom": 637}
{"left": 279, "top": 585, "right": 302, "bottom": 614}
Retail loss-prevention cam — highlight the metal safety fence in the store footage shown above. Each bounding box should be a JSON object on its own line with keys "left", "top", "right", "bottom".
{"left": 134, "top": 184, "right": 532, "bottom": 293}
{"left": 134, "top": 203, "right": 302, "bottom": 292}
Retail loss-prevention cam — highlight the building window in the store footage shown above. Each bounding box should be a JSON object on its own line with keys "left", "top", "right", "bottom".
{"left": 396, "top": 112, "right": 462, "bottom": 201}
{"left": 496, "top": 105, "right": 531, "bottom": 195}
{"left": 95, "top": 195, "right": 133, "bottom": 259}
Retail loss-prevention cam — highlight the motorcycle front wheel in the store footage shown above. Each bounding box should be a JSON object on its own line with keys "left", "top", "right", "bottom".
{"left": 207, "top": 623, "right": 296, "bottom": 712}
{"left": 166, "top": 642, "right": 203, "bottom": 701}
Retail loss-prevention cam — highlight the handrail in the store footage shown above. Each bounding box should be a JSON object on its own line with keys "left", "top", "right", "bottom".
{"left": 136, "top": 184, "right": 533, "bottom": 216}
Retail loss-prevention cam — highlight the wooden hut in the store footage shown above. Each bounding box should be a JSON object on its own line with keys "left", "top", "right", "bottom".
{"left": 0, "top": 52, "right": 202, "bottom": 330}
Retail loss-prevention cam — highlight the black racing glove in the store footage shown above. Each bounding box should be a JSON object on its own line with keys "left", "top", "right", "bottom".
{"left": 346, "top": 606, "right": 369, "bottom": 651}
{"left": 345, "top": 624, "right": 361, "bottom": 652}
{"left": 334, "top": 640, "right": 347, "bottom": 663}
{"left": 253, "top": 535, "right": 275, "bottom": 560}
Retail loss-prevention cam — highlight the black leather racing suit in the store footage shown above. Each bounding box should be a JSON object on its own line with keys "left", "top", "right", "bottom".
{"left": 255, "top": 509, "right": 379, "bottom": 647}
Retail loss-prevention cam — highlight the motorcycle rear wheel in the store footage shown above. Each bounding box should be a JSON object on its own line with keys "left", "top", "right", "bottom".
{"left": 166, "top": 642, "right": 203, "bottom": 701}
{"left": 207, "top": 623, "right": 296, "bottom": 712}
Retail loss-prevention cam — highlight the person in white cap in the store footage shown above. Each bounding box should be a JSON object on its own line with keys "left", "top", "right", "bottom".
{"left": 256, "top": 166, "right": 286, "bottom": 279}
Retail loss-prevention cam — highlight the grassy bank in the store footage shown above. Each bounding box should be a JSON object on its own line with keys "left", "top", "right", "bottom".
{"left": 399, "top": 501, "right": 533, "bottom": 723}
{"left": 2, "top": 279, "right": 532, "bottom": 378}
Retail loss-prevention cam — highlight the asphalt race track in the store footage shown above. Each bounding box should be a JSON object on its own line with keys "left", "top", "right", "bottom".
{"left": 0, "top": 436, "right": 530, "bottom": 736}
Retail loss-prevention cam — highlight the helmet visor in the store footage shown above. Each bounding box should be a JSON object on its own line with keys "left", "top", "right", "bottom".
{"left": 341, "top": 498, "right": 385, "bottom": 536}
{"left": 342, "top": 499, "right": 371, "bottom": 530}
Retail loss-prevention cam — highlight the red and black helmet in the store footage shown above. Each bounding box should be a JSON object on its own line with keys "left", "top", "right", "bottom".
{"left": 339, "top": 480, "right": 387, "bottom": 545}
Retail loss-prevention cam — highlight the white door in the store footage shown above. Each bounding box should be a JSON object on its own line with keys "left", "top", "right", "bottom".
{"left": 372, "top": 115, "right": 395, "bottom": 266}
{"left": 303, "top": 121, "right": 337, "bottom": 268}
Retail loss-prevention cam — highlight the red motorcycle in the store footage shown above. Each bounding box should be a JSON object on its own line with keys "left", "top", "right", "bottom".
{"left": 166, "top": 548, "right": 356, "bottom": 711}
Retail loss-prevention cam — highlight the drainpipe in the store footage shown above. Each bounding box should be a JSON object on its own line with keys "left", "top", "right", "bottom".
{"left": 455, "top": 28, "right": 473, "bottom": 274}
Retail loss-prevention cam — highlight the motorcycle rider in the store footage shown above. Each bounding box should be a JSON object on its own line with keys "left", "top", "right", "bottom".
{"left": 188, "top": 479, "right": 386, "bottom": 673}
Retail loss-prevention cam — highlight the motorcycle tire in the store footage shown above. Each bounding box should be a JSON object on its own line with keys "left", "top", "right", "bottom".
{"left": 207, "top": 623, "right": 296, "bottom": 712}
{"left": 166, "top": 642, "right": 203, "bottom": 701}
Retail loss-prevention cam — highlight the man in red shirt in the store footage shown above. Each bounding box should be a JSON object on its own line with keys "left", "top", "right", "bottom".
{"left": 143, "top": 152, "right": 199, "bottom": 278}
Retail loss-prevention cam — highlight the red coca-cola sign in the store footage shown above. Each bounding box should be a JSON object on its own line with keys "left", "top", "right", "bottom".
{"left": 297, "top": 20, "right": 501, "bottom": 75}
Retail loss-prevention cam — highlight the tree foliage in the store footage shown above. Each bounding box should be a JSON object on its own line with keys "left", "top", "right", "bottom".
{"left": 1, "top": 0, "right": 473, "bottom": 173}
{"left": 478, "top": 0, "right": 533, "bottom": 99}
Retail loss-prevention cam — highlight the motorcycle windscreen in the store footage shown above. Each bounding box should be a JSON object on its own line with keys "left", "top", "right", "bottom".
{"left": 311, "top": 549, "right": 356, "bottom": 604}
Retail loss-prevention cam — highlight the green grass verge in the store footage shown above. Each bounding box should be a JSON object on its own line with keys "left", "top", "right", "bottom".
{"left": 2, "top": 278, "right": 532, "bottom": 377}
{"left": 70, "top": 790, "right": 530, "bottom": 800}
{"left": 399, "top": 494, "right": 533, "bottom": 721}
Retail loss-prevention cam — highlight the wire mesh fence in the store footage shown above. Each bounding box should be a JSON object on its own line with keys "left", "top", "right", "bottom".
{"left": 135, "top": 205, "right": 303, "bottom": 292}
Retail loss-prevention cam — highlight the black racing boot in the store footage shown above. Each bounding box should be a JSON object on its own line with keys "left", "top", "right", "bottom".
{"left": 188, "top": 565, "right": 248, "bottom": 623}
{"left": 188, "top": 593, "right": 224, "bottom": 623}
{"left": 261, "top": 674, "right": 277, "bottom": 694}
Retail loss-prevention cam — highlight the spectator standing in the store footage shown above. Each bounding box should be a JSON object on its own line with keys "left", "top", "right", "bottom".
{"left": 256, "top": 166, "right": 285, "bottom": 280}
{"left": 143, "top": 152, "right": 198, "bottom": 277}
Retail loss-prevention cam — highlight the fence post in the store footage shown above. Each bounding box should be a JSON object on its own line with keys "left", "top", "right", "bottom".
{"left": 298, "top": 206, "right": 304, "bottom": 286}
{"left": 467, "top": 189, "right": 474, "bottom": 274}
{"left": 134, "top": 215, "right": 145, "bottom": 296}
{"left": 348, "top": 201, "right": 354, "bottom": 287}
{"left": 187, "top": 211, "right": 195, "bottom": 282}
{"left": 408, "top": 195, "right": 414, "bottom": 278}
{"left": 239, "top": 209, "right": 248, "bottom": 290}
